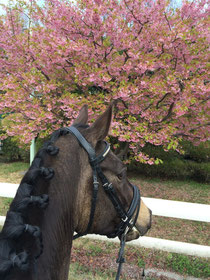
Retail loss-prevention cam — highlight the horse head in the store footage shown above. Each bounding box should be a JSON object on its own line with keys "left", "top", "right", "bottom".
{"left": 72, "top": 103, "right": 152, "bottom": 241}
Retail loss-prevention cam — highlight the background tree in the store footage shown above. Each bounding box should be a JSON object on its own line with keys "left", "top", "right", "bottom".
{"left": 0, "top": 0, "right": 209, "bottom": 163}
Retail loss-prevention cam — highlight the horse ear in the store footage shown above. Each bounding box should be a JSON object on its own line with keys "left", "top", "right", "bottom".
{"left": 89, "top": 101, "right": 115, "bottom": 142}
{"left": 73, "top": 105, "right": 88, "bottom": 125}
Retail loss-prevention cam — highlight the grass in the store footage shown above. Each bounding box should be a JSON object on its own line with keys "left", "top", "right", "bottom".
{"left": 0, "top": 161, "right": 29, "bottom": 216}
{"left": 129, "top": 173, "right": 209, "bottom": 204}
{"left": 0, "top": 197, "right": 13, "bottom": 216}
{"left": 71, "top": 238, "right": 210, "bottom": 279}
{"left": 68, "top": 262, "right": 122, "bottom": 280}
{"left": 137, "top": 257, "right": 145, "bottom": 268}
{"left": 86, "top": 244, "right": 104, "bottom": 256}
{"left": 166, "top": 253, "right": 210, "bottom": 278}
{"left": 0, "top": 161, "right": 209, "bottom": 279}
{"left": 0, "top": 160, "right": 29, "bottom": 183}
{"left": 147, "top": 216, "right": 210, "bottom": 245}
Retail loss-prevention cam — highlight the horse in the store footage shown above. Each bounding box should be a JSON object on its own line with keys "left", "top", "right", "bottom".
{"left": 0, "top": 102, "right": 152, "bottom": 280}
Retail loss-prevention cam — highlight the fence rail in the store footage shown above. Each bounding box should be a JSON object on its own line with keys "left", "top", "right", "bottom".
{"left": 0, "top": 183, "right": 210, "bottom": 258}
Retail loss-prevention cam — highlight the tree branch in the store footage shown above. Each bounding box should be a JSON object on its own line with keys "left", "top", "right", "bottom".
{"left": 164, "top": 13, "right": 172, "bottom": 31}
{"left": 36, "top": 67, "right": 50, "bottom": 81}
{"left": 152, "top": 102, "right": 175, "bottom": 124}
{"left": 156, "top": 92, "right": 171, "bottom": 108}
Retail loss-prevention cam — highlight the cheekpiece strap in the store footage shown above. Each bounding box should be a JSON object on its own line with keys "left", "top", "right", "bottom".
{"left": 67, "top": 126, "right": 101, "bottom": 240}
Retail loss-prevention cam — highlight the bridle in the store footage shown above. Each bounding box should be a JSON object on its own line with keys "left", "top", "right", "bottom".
{"left": 66, "top": 126, "right": 141, "bottom": 280}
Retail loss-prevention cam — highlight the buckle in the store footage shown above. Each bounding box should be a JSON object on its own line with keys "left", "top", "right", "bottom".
{"left": 129, "top": 219, "right": 134, "bottom": 227}
{"left": 124, "top": 226, "right": 129, "bottom": 235}
{"left": 122, "top": 216, "right": 128, "bottom": 223}
{"left": 103, "top": 182, "right": 112, "bottom": 190}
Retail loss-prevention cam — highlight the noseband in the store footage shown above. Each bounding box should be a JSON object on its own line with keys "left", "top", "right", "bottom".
{"left": 66, "top": 126, "right": 141, "bottom": 280}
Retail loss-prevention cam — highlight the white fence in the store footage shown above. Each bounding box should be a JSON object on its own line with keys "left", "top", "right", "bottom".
{"left": 0, "top": 183, "right": 210, "bottom": 258}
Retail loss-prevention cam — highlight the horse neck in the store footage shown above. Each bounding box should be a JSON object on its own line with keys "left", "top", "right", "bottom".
{"left": 7, "top": 138, "right": 81, "bottom": 280}
{"left": 32, "top": 145, "right": 81, "bottom": 280}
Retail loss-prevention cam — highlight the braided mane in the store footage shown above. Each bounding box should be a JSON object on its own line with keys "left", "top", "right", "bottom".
{"left": 0, "top": 128, "right": 69, "bottom": 279}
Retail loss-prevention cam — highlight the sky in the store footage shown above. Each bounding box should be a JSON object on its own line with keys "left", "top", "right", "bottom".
{"left": 0, "top": 0, "right": 44, "bottom": 15}
{"left": 0, "top": 0, "right": 9, "bottom": 14}
{"left": 0, "top": 0, "right": 183, "bottom": 15}
{"left": 0, "top": 0, "right": 15, "bottom": 14}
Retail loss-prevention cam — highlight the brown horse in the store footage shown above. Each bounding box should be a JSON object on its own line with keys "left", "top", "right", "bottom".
{"left": 0, "top": 103, "right": 151, "bottom": 280}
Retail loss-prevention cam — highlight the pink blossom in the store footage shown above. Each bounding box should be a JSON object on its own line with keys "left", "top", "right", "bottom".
{"left": 0, "top": 0, "right": 208, "bottom": 163}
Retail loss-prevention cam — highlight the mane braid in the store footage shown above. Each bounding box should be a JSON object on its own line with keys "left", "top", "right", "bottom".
{"left": 0, "top": 128, "right": 67, "bottom": 279}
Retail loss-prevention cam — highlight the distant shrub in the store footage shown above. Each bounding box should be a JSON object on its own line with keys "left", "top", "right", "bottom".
{"left": 182, "top": 141, "right": 210, "bottom": 163}
{"left": 1, "top": 136, "right": 48, "bottom": 162}
{"left": 35, "top": 137, "right": 48, "bottom": 151}
{"left": 128, "top": 142, "right": 210, "bottom": 183}
{"left": 188, "top": 161, "right": 210, "bottom": 183}
{"left": 1, "top": 137, "right": 30, "bottom": 162}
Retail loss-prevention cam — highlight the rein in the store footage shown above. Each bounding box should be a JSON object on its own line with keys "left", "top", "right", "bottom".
{"left": 66, "top": 126, "right": 141, "bottom": 280}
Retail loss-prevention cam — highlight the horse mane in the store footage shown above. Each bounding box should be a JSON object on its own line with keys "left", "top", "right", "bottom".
{"left": 0, "top": 127, "right": 72, "bottom": 279}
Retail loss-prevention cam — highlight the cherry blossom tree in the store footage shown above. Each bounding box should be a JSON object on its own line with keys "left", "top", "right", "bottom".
{"left": 0, "top": 0, "right": 209, "bottom": 163}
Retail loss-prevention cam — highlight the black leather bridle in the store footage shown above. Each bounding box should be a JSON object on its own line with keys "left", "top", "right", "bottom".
{"left": 66, "top": 126, "right": 141, "bottom": 280}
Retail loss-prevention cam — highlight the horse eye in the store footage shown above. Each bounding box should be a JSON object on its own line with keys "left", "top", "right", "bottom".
{"left": 117, "top": 174, "right": 123, "bottom": 180}
{"left": 117, "top": 167, "right": 127, "bottom": 180}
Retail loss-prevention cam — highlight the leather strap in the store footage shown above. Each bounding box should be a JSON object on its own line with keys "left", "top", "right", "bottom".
{"left": 66, "top": 126, "right": 96, "bottom": 161}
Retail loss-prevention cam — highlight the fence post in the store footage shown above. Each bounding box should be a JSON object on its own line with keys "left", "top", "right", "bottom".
{"left": 30, "top": 138, "right": 36, "bottom": 165}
